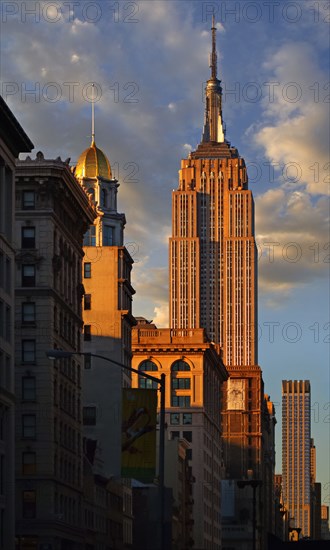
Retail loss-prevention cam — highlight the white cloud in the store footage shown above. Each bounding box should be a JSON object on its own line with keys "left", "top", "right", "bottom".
{"left": 256, "top": 189, "right": 329, "bottom": 300}
{"left": 254, "top": 42, "right": 329, "bottom": 195}
{"left": 153, "top": 304, "right": 169, "bottom": 327}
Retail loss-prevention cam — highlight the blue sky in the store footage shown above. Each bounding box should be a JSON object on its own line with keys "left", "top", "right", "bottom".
{"left": 1, "top": 0, "right": 329, "bottom": 500}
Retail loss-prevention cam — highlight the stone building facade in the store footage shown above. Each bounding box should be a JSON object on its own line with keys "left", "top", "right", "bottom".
{"left": 132, "top": 324, "right": 228, "bottom": 550}
{"left": 0, "top": 95, "right": 33, "bottom": 550}
{"left": 14, "top": 153, "right": 95, "bottom": 550}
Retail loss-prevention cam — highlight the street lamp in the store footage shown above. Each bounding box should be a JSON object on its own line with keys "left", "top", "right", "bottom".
{"left": 46, "top": 349, "right": 166, "bottom": 550}
{"left": 237, "top": 478, "right": 262, "bottom": 550}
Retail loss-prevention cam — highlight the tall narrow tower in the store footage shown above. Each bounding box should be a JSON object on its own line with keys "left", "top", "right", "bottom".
{"left": 169, "top": 22, "right": 275, "bottom": 547}
{"left": 75, "top": 118, "right": 135, "bottom": 546}
{"left": 170, "top": 17, "right": 257, "bottom": 369}
{"left": 282, "top": 380, "right": 312, "bottom": 537}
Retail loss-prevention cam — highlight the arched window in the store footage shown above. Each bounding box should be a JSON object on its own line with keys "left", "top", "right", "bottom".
{"left": 139, "top": 360, "right": 158, "bottom": 371}
{"left": 138, "top": 360, "right": 158, "bottom": 389}
{"left": 171, "top": 360, "right": 191, "bottom": 407}
{"left": 171, "top": 360, "right": 190, "bottom": 371}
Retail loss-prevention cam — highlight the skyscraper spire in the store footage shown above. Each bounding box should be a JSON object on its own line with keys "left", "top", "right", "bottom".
{"left": 202, "top": 17, "right": 224, "bottom": 143}
{"left": 91, "top": 82, "right": 95, "bottom": 145}
{"left": 210, "top": 15, "right": 217, "bottom": 80}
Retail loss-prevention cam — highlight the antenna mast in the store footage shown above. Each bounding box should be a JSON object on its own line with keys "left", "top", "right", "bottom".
{"left": 91, "top": 83, "right": 95, "bottom": 144}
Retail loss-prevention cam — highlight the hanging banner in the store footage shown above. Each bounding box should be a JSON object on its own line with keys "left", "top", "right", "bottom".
{"left": 121, "top": 388, "right": 157, "bottom": 482}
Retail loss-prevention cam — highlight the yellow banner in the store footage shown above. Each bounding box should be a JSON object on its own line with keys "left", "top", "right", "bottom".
{"left": 121, "top": 388, "right": 157, "bottom": 482}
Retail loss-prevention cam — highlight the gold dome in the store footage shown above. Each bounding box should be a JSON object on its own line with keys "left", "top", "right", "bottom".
{"left": 75, "top": 140, "right": 112, "bottom": 179}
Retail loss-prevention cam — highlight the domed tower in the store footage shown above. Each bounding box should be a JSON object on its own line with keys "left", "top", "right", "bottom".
{"left": 75, "top": 101, "right": 135, "bottom": 512}
{"left": 75, "top": 136, "right": 125, "bottom": 247}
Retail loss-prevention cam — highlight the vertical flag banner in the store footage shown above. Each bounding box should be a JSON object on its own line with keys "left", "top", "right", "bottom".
{"left": 121, "top": 388, "right": 157, "bottom": 482}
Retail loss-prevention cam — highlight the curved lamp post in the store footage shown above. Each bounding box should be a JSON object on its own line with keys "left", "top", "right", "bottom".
{"left": 46, "top": 350, "right": 166, "bottom": 550}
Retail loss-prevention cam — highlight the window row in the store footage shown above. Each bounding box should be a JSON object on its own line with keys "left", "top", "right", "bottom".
{"left": 83, "top": 224, "right": 114, "bottom": 247}
{"left": 138, "top": 359, "right": 191, "bottom": 372}
{"left": 54, "top": 307, "right": 79, "bottom": 349}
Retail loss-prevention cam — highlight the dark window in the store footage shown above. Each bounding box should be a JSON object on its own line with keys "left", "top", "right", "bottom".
{"left": 22, "top": 490, "right": 36, "bottom": 518}
{"left": 139, "top": 360, "right": 158, "bottom": 371}
{"left": 171, "top": 431, "right": 180, "bottom": 440}
{"left": 22, "top": 452, "right": 36, "bottom": 475}
{"left": 83, "top": 406, "right": 96, "bottom": 426}
{"left": 186, "top": 448, "right": 192, "bottom": 460}
{"left": 100, "top": 188, "right": 107, "bottom": 207}
{"left": 22, "top": 302, "right": 35, "bottom": 323}
{"left": 84, "top": 294, "right": 91, "bottom": 310}
{"left": 22, "top": 191, "right": 35, "bottom": 209}
{"left": 139, "top": 377, "right": 158, "bottom": 389}
{"left": 84, "top": 325, "right": 91, "bottom": 341}
{"left": 84, "top": 355, "right": 92, "bottom": 369}
{"left": 183, "top": 413, "right": 192, "bottom": 425}
{"left": 170, "top": 413, "right": 180, "bottom": 425}
{"left": 84, "top": 263, "right": 91, "bottom": 278}
{"left": 83, "top": 225, "right": 96, "bottom": 247}
{"left": 171, "top": 395, "right": 191, "bottom": 407}
{"left": 22, "top": 340, "right": 36, "bottom": 363}
{"left": 21, "top": 227, "right": 35, "bottom": 248}
{"left": 22, "top": 415, "right": 36, "bottom": 438}
{"left": 183, "top": 431, "right": 192, "bottom": 443}
{"left": 22, "top": 377, "right": 36, "bottom": 401}
{"left": 171, "top": 360, "right": 190, "bottom": 371}
{"left": 172, "top": 377, "right": 190, "bottom": 389}
{"left": 103, "top": 225, "right": 113, "bottom": 246}
{"left": 22, "top": 265, "right": 36, "bottom": 287}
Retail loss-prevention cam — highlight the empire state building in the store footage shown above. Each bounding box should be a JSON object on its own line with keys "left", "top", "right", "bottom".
{"left": 169, "top": 19, "right": 272, "bottom": 492}
{"left": 169, "top": 19, "right": 257, "bottom": 370}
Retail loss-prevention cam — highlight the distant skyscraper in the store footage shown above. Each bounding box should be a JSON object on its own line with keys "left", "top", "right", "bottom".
{"left": 168, "top": 18, "right": 275, "bottom": 548}
{"left": 169, "top": 19, "right": 257, "bottom": 369}
{"left": 169, "top": 17, "right": 263, "bottom": 481}
{"left": 282, "top": 380, "right": 311, "bottom": 537}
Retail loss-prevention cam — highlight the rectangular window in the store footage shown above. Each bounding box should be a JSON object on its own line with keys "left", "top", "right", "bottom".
{"left": 22, "top": 490, "right": 36, "bottom": 518}
{"left": 84, "top": 263, "right": 91, "bottom": 278}
{"left": 183, "top": 431, "right": 192, "bottom": 443}
{"left": 21, "top": 227, "right": 35, "bottom": 248}
{"left": 22, "top": 415, "right": 36, "bottom": 438}
{"left": 22, "top": 377, "right": 36, "bottom": 401}
{"left": 171, "top": 395, "right": 191, "bottom": 407}
{"left": 170, "top": 413, "right": 180, "bottom": 425}
{"left": 186, "top": 448, "right": 192, "bottom": 461}
{"left": 84, "top": 294, "right": 91, "bottom": 310}
{"left": 183, "top": 413, "right": 192, "bottom": 425}
{"left": 22, "top": 340, "right": 36, "bottom": 363}
{"left": 22, "top": 265, "right": 36, "bottom": 287}
{"left": 172, "top": 377, "right": 190, "bottom": 390}
{"left": 22, "top": 302, "right": 36, "bottom": 323}
{"left": 83, "top": 406, "right": 96, "bottom": 426}
{"left": 84, "top": 354, "right": 92, "bottom": 369}
{"left": 103, "top": 225, "right": 114, "bottom": 246}
{"left": 22, "top": 452, "right": 36, "bottom": 475}
{"left": 171, "top": 431, "right": 180, "bottom": 440}
{"left": 22, "top": 191, "right": 35, "bottom": 209}
{"left": 84, "top": 325, "right": 91, "bottom": 341}
{"left": 83, "top": 225, "right": 96, "bottom": 247}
